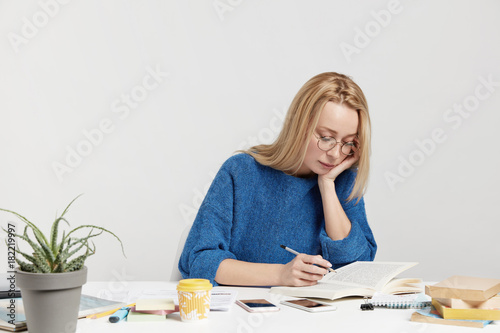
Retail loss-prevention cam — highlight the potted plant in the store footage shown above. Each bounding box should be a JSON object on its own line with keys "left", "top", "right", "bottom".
{"left": 1, "top": 195, "right": 125, "bottom": 333}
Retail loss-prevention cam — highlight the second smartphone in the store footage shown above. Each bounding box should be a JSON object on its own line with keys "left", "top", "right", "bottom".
{"left": 280, "top": 299, "right": 337, "bottom": 312}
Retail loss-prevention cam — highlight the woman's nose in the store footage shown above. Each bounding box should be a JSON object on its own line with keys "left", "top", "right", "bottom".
{"left": 327, "top": 144, "right": 341, "bottom": 159}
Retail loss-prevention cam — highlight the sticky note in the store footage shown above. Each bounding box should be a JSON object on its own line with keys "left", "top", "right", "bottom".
{"left": 135, "top": 298, "right": 175, "bottom": 311}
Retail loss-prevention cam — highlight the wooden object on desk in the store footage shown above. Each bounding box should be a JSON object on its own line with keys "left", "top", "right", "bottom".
{"left": 425, "top": 276, "right": 500, "bottom": 301}
{"left": 434, "top": 294, "right": 500, "bottom": 309}
{"left": 411, "top": 307, "right": 494, "bottom": 328}
{"left": 432, "top": 298, "right": 500, "bottom": 321}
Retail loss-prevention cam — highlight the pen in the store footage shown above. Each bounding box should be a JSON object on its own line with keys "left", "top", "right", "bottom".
{"left": 109, "top": 307, "right": 131, "bottom": 323}
{"left": 280, "top": 244, "right": 336, "bottom": 273}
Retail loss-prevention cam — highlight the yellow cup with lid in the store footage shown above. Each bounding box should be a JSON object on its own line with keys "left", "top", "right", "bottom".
{"left": 177, "top": 279, "right": 213, "bottom": 322}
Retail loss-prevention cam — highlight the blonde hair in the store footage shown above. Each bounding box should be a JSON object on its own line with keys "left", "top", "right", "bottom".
{"left": 243, "top": 72, "right": 371, "bottom": 202}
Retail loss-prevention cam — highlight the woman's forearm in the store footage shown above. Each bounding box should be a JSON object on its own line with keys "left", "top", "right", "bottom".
{"left": 318, "top": 178, "right": 352, "bottom": 240}
{"left": 215, "top": 259, "right": 284, "bottom": 286}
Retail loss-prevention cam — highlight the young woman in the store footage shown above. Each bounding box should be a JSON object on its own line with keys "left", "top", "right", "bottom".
{"left": 178, "top": 72, "right": 376, "bottom": 287}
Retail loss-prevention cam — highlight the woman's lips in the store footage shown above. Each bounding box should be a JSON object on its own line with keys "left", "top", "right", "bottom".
{"left": 320, "top": 161, "right": 337, "bottom": 168}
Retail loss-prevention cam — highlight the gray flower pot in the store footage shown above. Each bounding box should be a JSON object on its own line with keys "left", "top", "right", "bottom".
{"left": 15, "top": 266, "right": 87, "bottom": 333}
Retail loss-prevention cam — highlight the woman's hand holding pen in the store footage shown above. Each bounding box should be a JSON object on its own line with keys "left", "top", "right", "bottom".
{"left": 279, "top": 254, "right": 332, "bottom": 286}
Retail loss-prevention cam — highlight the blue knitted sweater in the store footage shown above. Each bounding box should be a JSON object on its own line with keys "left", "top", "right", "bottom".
{"left": 178, "top": 153, "right": 377, "bottom": 286}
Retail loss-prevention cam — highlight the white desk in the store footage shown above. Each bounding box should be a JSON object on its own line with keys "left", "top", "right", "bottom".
{"left": 74, "top": 281, "right": 499, "bottom": 333}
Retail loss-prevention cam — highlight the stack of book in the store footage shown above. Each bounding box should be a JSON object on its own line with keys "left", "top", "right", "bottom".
{"left": 127, "top": 299, "right": 176, "bottom": 322}
{"left": 411, "top": 275, "right": 500, "bottom": 328}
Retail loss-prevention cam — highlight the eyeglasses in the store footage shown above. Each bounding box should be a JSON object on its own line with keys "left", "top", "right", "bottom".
{"left": 314, "top": 134, "right": 358, "bottom": 156}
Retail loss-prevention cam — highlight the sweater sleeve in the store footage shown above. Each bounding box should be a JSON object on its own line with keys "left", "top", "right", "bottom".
{"left": 178, "top": 167, "right": 237, "bottom": 286}
{"left": 319, "top": 171, "right": 377, "bottom": 268}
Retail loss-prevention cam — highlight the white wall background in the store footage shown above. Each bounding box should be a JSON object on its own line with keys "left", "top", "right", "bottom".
{"left": 1, "top": 0, "right": 499, "bottom": 283}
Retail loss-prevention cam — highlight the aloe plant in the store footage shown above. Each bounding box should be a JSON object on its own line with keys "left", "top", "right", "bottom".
{"left": 1, "top": 195, "right": 125, "bottom": 273}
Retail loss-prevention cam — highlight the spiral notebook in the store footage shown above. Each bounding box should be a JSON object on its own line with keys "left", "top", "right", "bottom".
{"left": 370, "top": 292, "right": 431, "bottom": 309}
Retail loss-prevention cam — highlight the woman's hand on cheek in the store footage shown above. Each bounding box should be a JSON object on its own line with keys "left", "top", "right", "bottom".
{"left": 320, "top": 148, "right": 360, "bottom": 183}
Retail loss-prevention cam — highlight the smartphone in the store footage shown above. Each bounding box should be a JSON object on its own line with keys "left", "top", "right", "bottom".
{"left": 280, "top": 299, "right": 337, "bottom": 312}
{"left": 236, "top": 299, "right": 280, "bottom": 313}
